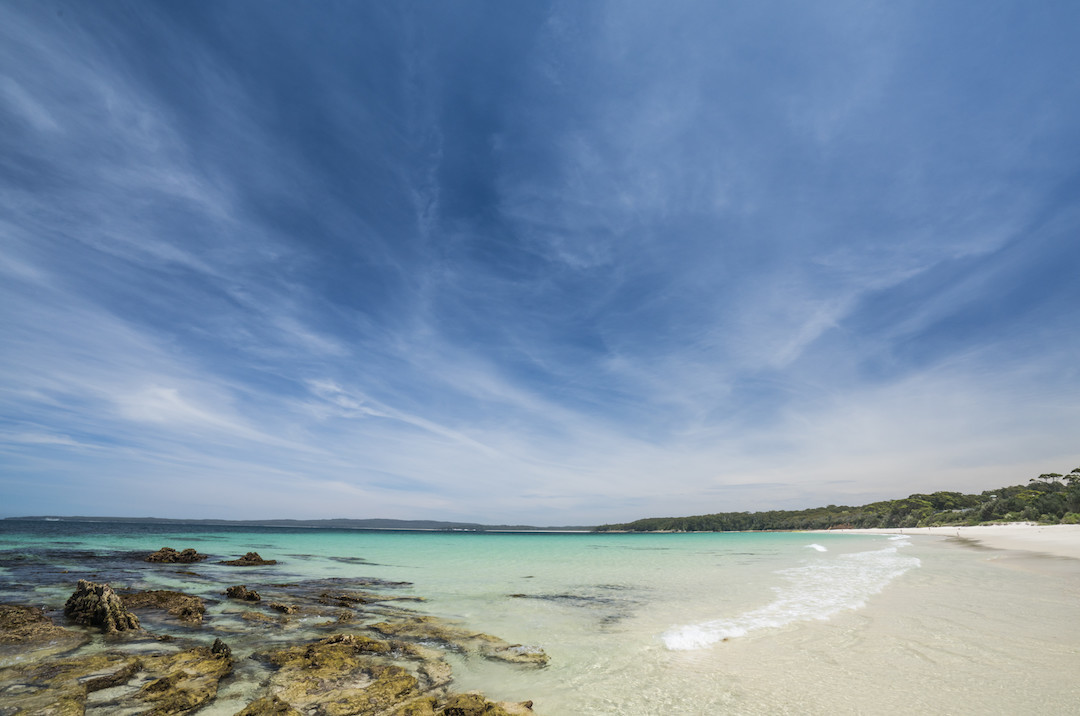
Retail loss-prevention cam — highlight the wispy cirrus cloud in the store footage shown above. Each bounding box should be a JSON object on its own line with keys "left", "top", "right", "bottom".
{"left": 2, "top": 0, "right": 1079, "bottom": 523}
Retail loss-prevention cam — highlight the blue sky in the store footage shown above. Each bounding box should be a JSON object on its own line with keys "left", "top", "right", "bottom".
{"left": 2, "top": 1, "right": 1079, "bottom": 524}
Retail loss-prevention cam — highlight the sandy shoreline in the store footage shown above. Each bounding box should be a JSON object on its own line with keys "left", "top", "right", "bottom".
{"left": 817, "top": 523, "right": 1080, "bottom": 560}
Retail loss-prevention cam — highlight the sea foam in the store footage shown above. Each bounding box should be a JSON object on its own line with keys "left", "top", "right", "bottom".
{"left": 662, "top": 542, "right": 919, "bottom": 650}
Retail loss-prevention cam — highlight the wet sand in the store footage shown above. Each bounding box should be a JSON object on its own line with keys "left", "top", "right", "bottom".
{"left": 817, "top": 523, "right": 1080, "bottom": 559}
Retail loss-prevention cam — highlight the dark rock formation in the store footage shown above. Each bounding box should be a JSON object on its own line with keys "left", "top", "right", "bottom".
{"left": 226, "top": 584, "right": 262, "bottom": 601}
{"left": 145, "top": 547, "right": 208, "bottom": 563}
{"left": 211, "top": 637, "right": 231, "bottom": 658}
{"left": 268, "top": 602, "right": 298, "bottom": 614}
{"left": 369, "top": 616, "right": 549, "bottom": 667}
{"left": 220, "top": 551, "right": 277, "bottom": 566}
{"left": 64, "top": 580, "right": 141, "bottom": 633}
{"left": 121, "top": 589, "right": 206, "bottom": 624}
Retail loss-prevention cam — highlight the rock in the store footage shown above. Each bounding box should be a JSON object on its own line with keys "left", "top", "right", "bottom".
{"left": 0, "top": 604, "right": 89, "bottom": 665}
{"left": 262, "top": 634, "right": 420, "bottom": 715}
{"left": 226, "top": 585, "right": 262, "bottom": 601}
{"left": 242, "top": 611, "right": 277, "bottom": 624}
{"left": 0, "top": 604, "right": 85, "bottom": 644}
{"left": 137, "top": 643, "right": 235, "bottom": 714}
{"left": 236, "top": 694, "right": 302, "bottom": 715}
{"left": 121, "top": 589, "right": 207, "bottom": 624}
{"left": 221, "top": 552, "right": 277, "bottom": 566}
{"left": 418, "top": 659, "right": 453, "bottom": 688}
{"left": 267, "top": 633, "right": 393, "bottom": 663}
{"left": 390, "top": 693, "right": 534, "bottom": 716}
{"left": 393, "top": 696, "right": 440, "bottom": 715}
{"left": 212, "top": 637, "right": 232, "bottom": 658}
{"left": 268, "top": 602, "right": 298, "bottom": 614}
{"left": 485, "top": 644, "right": 550, "bottom": 667}
{"left": 64, "top": 579, "right": 141, "bottom": 633}
{"left": 319, "top": 590, "right": 424, "bottom": 606}
{"left": 440, "top": 692, "right": 535, "bottom": 715}
{"left": 146, "top": 547, "right": 208, "bottom": 563}
{"left": 0, "top": 651, "right": 139, "bottom": 714}
{"left": 369, "top": 616, "right": 549, "bottom": 667}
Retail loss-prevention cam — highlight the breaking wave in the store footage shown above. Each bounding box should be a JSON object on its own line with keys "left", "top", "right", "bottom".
{"left": 663, "top": 540, "right": 919, "bottom": 650}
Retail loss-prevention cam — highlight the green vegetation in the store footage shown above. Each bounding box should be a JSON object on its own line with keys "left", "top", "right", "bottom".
{"left": 594, "top": 467, "right": 1080, "bottom": 532}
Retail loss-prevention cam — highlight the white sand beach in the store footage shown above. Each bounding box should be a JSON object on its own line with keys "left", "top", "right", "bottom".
{"left": 820, "top": 523, "right": 1080, "bottom": 560}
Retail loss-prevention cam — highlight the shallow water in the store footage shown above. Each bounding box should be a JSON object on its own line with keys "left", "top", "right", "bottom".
{"left": 1, "top": 520, "right": 1077, "bottom": 714}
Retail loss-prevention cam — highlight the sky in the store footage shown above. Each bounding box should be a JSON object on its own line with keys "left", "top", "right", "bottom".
{"left": 2, "top": 1, "right": 1079, "bottom": 525}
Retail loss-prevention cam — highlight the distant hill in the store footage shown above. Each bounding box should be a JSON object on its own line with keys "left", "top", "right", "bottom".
{"left": 2, "top": 516, "right": 593, "bottom": 532}
{"left": 595, "top": 468, "right": 1080, "bottom": 532}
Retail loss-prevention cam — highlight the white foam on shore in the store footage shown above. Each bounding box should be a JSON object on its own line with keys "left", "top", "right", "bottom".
{"left": 662, "top": 542, "right": 919, "bottom": 650}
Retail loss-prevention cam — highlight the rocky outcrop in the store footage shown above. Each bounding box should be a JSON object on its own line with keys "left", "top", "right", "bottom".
{"left": 7, "top": 571, "right": 538, "bottom": 715}
{"left": 269, "top": 602, "right": 298, "bottom": 614}
{"left": 369, "top": 616, "right": 549, "bottom": 667}
{"left": 440, "top": 692, "right": 535, "bottom": 715}
{"left": 261, "top": 634, "right": 422, "bottom": 714}
{"left": 136, "top": 643, "right": 235, "bottom": 714}
{"left": 211, "top": 637, "right": 232, "bottom": 657}
{"left": 145, "top": 547, "right": 208, "bottom": 563}
{"left": 121, "top": 589, "right": 207, "bottom": 624}
{"left": 226, "top": 584, "right": 262, "bottom": 601}
{"left": 220, "top": 551, "right": 277, "bottom": 566}
{"left": 0, "top": 651, "right": 139, "bottom": 714}
{"left": 0, "top": 640, "right": 233, "bottom": 715}
{"left": 64, "top": 580, "right": 141, "bottom": 633}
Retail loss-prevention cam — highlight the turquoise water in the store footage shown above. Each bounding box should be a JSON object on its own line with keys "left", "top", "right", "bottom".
{"left": 2, "top": 521, "right": 1078, "bottom": 714}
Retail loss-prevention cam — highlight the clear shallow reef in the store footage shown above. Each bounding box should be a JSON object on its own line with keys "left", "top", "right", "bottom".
{"left": 1, "top": 520, "right": 1078, "bottom": 714}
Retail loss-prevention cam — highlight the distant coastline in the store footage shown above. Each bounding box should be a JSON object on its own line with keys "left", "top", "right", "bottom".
{"left": 595, "top": 469, "right": 1080, "bottom": 533}
{"left": 1, "top": 515, "right": 594, "bottom": 533}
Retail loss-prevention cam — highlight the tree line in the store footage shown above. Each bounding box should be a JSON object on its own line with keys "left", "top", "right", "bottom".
{"left": 594, "top": 468, "right": 1080, "bottom": 532}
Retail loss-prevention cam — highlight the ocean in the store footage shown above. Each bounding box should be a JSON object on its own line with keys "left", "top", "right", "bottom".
{"left": 1, "top": 520, "right": 1078, "bottom": 714}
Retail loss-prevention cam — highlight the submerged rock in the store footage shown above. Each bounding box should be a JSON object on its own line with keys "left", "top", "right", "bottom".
{"left": 121, "top": 589, "right": 207, "bottom": 624}
{"left": 0, "top": 604, "right": 89, "bottom": 665}
{"left": 221, "top": 552, "right": 277, "bottom": 566}
{"left": 0, "top": 604, "right": 84, "bottom": 644}
{"left": 226, "top": 584, "right": 262, "bottom": 601}
{"left": 369, "top": 616, "right": 549, "bottom": 667}
{"left": 318, "top": 590, "right": 424, "bottom": 607}
{"left": 146, "top": 547, "right": 208, "bottom": 563}
{"left": 0, "top": 651, "right": 139, "bottom": 714}
{"left": 242, "top": 611, "right": 277, "bottom": 624}
{"left": 64, "top": 579, "right": 141, "bottom": 633}
{"left": 236, "top": 694, "right": 303, "bottom": 715}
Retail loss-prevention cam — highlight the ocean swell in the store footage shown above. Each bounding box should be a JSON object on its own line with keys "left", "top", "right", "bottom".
{"left": 662, "top": 540, "right": 919, "bottom": 650}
